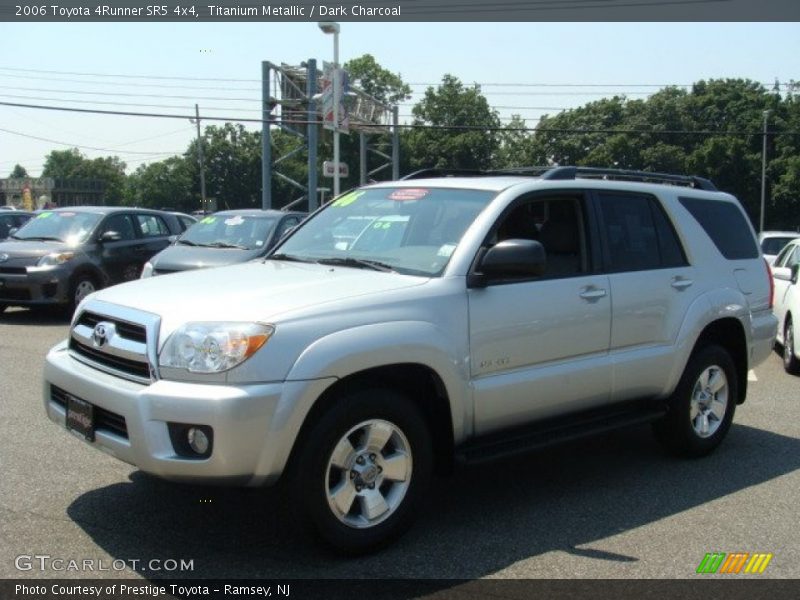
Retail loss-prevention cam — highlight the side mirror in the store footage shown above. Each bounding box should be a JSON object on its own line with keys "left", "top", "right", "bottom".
{"left": 791, "top": 263, "right": 799, "bottom": 285}
{"left": 168, "top": 234, "right": 179, "bottom": 244}
{"left": 8, "top": 227, "right": 18, "bottom": 236}
{"left": 468, "top": 239, "right": 546, "bottom": 288}
{"left": 99, "top": 231, "right": 122, "bottom": 243}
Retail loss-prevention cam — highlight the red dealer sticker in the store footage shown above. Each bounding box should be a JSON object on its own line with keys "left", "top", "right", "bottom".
{"left": 388, "top": 188, "right": 430, "bottom": 201}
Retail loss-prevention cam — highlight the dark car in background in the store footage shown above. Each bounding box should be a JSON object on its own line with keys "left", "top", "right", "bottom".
{"left": 0, "top": 207, "right": 184, "bottom": 314}
{"left": 141, "top": 209, "right": 305, "bottom": 277}
{"left": 0, "top": 210, "right": 34, "bottom": 240}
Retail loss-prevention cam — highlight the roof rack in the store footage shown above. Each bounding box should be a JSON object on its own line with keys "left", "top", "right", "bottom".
{"left": 401, "top": 168, "right": 487, "bottom": 180}
{"left": 542, "top": 166, "right": 717, "bottom": 191}
{"left": 400, "top": 165, "right": 717, "bottom": 191}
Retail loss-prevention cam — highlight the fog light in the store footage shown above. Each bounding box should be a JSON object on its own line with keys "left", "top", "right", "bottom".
{"left": 187, "top": 427, "right": 209, "bottom": 455}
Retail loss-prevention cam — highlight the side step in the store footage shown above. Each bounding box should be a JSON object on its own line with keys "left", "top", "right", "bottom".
{"left": 455, "top": 399, "right": 667, "bottom": 465}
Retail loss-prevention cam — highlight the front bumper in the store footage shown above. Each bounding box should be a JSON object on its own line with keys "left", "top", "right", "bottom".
{"left": 0, "top": 265, "right": 70, "bottom": 305}
{"left": 43, "top": 341, "right": 335, "bottom": 486}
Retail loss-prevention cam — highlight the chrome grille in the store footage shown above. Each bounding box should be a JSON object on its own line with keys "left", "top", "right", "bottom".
{"left": 68, "top": 306, "right": 158, "bottom": 384}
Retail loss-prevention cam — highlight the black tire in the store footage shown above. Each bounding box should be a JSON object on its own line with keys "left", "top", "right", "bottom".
{"left": 68, "top": 273, "right": 99, "bottom": 314}
{"left": 783, "top": 317, "right": 800, "bottom": 375}
{"left": 653, "top": 345, "right": 738, "bottom": 458}
{"left": 0, "top": 303, "right": 7, "bottom": 314}
{"left": 291, "top": 387, "right": 433, "bottom": 554}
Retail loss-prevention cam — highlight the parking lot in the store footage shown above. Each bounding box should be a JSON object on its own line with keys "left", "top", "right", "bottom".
{"left": 1, "top": 306, "right": 799, "bottom": 581}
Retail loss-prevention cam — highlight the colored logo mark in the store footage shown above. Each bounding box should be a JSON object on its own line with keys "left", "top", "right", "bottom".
{"left": 696, "top": 552, "right": 773, "bottom": 574}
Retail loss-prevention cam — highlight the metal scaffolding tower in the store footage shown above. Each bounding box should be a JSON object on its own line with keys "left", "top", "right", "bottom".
{"left": 261, "top": 60, "right": 400, "bottom": 212}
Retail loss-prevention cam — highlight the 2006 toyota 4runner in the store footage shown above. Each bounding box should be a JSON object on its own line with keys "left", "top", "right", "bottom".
{"left": 43, "top": 167, "right": 777, "bottom": 553}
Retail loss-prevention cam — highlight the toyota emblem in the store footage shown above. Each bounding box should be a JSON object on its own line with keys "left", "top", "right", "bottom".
{"left": 0, "top": 253, "right": 8, "bottom": 263}
{"left": 91, "top": 322, "right": 115, "bottom": 348}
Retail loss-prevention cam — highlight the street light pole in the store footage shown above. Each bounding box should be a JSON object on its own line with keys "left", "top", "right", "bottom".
{"left": 760, "top": 109, "right": 771, "bottom": 233}
{"left": 319, "top": 21, "right": 341, "bottom": 197}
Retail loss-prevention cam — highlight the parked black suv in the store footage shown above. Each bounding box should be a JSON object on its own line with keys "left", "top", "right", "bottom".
{"left": 0, "top": 210, "right": 34, "bottom": 241}
{"left": 0, "top": 207, "right": 184, "bottom": 313}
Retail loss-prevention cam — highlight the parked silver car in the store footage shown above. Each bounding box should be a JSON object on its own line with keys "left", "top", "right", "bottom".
{"left": 43, "top": 167, "right": 776, "bottom": 553}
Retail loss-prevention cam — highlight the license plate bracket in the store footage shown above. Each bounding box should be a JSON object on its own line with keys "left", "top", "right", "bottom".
{"left": 66, "top": 394, "right": 95, "bottom": 442}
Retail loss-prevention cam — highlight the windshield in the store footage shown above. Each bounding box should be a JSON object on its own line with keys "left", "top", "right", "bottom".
{"left": 274, "top": 186, "right": 495, "bottom": 276}
{"left": 179, "top": 214, "right": 278, "bottom": 250}
{"left": 14, "top": 211, "right": 102, "bottom": 244}
{"left": 761, "top": 236, "right": 796, "bottom": 256}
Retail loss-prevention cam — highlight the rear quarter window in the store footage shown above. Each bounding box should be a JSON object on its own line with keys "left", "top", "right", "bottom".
{"left": 679, "top": 197, "right": 759, "bottom": 260}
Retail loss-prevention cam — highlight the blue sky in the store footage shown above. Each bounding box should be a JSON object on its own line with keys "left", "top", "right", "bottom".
{"left": 1, "top": 22, "right": 799, "bottom": 176}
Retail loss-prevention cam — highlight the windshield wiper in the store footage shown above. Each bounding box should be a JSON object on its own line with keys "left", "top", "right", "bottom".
{"left": 268, "top": 253, "right": 315, "bottom": 263}
{"left": 176, "top": 239, "right": 198, "bottom": 246}
{"left": 316, "top": 257, "right": 396, "bottom": 272}
{"left": 204, "top": 241, "right": 249, "bottom": 250}
{"left": 14, "top": 236, "right": 63, "bottom": 242}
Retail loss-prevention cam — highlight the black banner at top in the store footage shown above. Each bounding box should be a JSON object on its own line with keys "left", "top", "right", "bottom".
{"left": 2, "top": 0, "right": 800, "bottom": 22}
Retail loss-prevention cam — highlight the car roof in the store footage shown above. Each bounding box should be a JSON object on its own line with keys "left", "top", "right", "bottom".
{"left": 758, "top": 230, "right": 800, "bottom": 239}
{"left": 211, "top": 209, "right": 303, "bottom": 218}
{"left": 45, "top": 206, "right": 169, "bottom": 215}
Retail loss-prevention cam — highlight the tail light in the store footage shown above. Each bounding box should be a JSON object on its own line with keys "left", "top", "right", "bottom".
{"left": 764, "top": 257, "right": 774, "bottom": 309}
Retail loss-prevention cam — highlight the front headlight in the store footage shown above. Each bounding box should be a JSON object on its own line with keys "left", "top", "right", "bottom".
{"left": 37, "top": 252, "right": 75, "bottom": 267}
{"left": 141, "top": 261, "right": 154, "bottom": 278}
{"left": 159, "top": 322, "right": 274, "bottom": 373}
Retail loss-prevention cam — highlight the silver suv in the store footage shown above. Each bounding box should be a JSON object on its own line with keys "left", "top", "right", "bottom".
{"left": 43, "top": 167, "right": 777, "bottom": 553}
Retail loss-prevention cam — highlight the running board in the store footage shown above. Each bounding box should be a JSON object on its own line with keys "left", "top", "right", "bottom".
{"left": 456, "top": 400, "right": 668, "bottom": 465}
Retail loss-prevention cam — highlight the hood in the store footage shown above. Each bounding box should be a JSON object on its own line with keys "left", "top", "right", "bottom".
{"left": 0, "top": 239, "right": 75, "bottom": 259}
{"left": 151, "top": 245, "right": 259, "bottom": 272}
{"left": 88, "top": 259, "right": 428, "bottom": 330}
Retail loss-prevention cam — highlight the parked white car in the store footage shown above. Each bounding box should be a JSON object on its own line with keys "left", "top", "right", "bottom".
{"left": 759, "top": 230, "right": 799, "bottom": 265}
{"left": 771, "top": 238, "right": 800, "bottom": 373}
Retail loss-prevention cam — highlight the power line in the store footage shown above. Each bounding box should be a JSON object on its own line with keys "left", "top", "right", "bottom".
{"left": 2, "top": 65, "right": 790, "bottom": 94}
{"left": 0, "top": 66, "right": 261, "bottom": 83}
{"left": 0, "top": 126, "right": 183, "bottom": 155}
{"left": 0, "top": 72, "right": 262, "bottom": 93}
{"left": 8, "top": 86, "right": 259, "bottom": 103}
{"left": 3, "top": 100, "right": 799, "bottom": 137}
{"left": 0, "top": 93, "right": 265, "bottom": 113}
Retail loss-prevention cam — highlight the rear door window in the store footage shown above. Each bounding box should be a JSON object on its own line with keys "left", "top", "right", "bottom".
{"left": 135, "top": 214, "right": 170, "bottom": 238}
{"left": 598, "top": 192, "right": 687, "bottom": 272}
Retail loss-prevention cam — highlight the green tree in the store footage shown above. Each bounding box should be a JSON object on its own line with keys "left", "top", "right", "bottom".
{"left": 42, "top": 149, "right": 127, "bottom": 205}
{"left": 405, "top": 74, "right": 501, "bottom": 171}
{"left": 188, "top": 123, "right": 262, "bottom": 210}
{"left": 42, "top": 148, "right": 86, "bottom": 178}
{"left": 8, "top": 164, "right": 28, "bottom": 178}
{"left": 344, "top": 54, "right": 411, "bottom": 104}
{"left": 495, "top": 115, "right": 532, "bottom": 168}
{"left": 126, "top": 156, "right": 195, "bottom": 211}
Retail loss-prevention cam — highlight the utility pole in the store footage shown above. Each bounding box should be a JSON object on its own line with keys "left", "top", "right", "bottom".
{"left": 195, "top": 103, "right": 207, "bottom": 213}
{"left": 759, "top": 109, "right": 770, "bottom": 233}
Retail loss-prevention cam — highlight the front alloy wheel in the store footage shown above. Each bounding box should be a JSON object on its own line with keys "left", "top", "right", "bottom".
{"left": 784, "top": 318, "right": 800, "bottom": 375}
{"left": 293, "top": 388, "right": 432, "bottom": 554}
{"left": 73, "top": 278, "right": 96, "bottom": 306}
{"left": 326, "top": 419, "right": 413, "bottom": 529}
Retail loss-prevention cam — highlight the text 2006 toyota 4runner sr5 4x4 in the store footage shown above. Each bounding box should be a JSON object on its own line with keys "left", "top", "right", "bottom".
{"left": 44, "top": 167, "right": 777, "bottom": 553}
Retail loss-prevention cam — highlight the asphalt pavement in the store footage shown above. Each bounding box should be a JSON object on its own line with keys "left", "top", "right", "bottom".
{"left": 1, "top": 306, "right": 798, "bottom": 583}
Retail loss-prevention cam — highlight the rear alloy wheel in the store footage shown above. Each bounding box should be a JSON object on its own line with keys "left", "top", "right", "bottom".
{"left": 654, "top": 345, "right": 737, "bottom": 457}
{"left": 293, "top": 388, "right": 432, "bottom": 554}
{"left": 783, "top": 318, "right": 800, "bottom": 375}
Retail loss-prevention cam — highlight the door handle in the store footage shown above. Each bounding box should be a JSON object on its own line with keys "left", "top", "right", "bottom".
{"left": 579, "top": 286, "right": 607, "bottom": 300}
{"left": 671, "top": 277, "right": 693, "bottom": 290}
